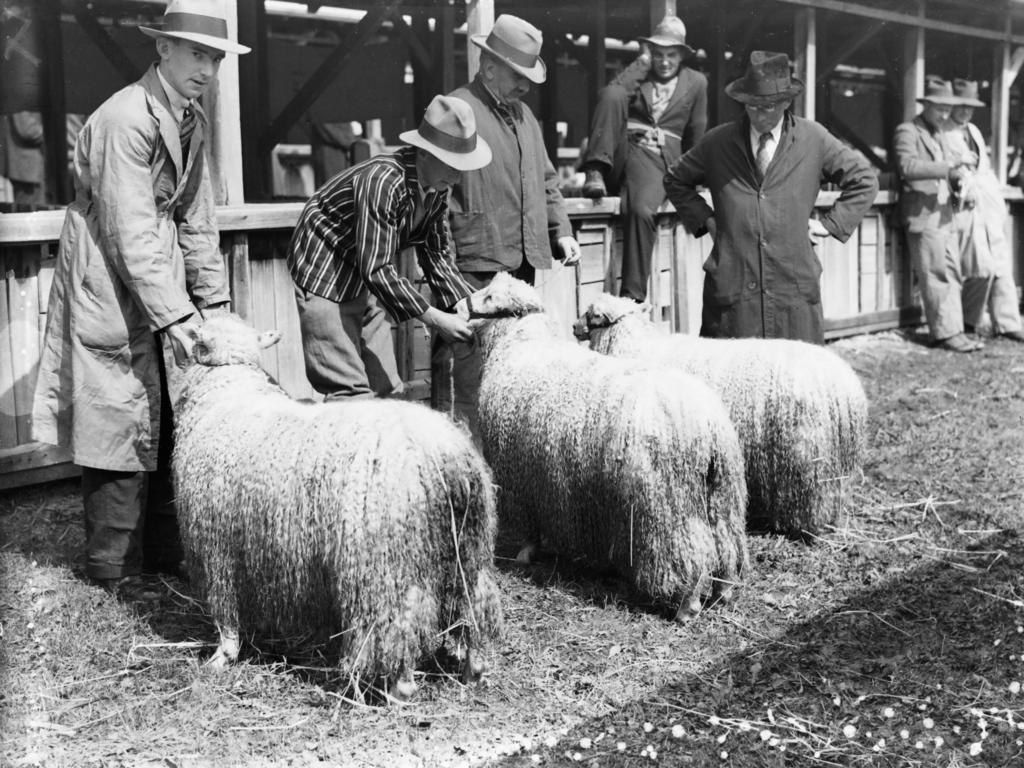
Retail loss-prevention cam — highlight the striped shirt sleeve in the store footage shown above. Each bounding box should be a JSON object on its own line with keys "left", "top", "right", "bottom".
{"left": 416, "top": 191, "right": 473, "bottom": 309}
{"left": 352, "top": 168, "right": 431, "bottom": 321}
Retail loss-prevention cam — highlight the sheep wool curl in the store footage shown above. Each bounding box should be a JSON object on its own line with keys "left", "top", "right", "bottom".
{"left": 578, "top": 293, "right": 868, "bottom": 539}
{"left": 470, "top": 273, "right": 749, "bottom": 619}
{"left": 172, "top": 314, "right": 502, "bottom": 697}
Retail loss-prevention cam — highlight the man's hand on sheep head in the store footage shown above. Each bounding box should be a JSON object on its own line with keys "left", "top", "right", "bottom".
{"left": 166, "top": 318, "right": 201, "bottom": 367}
{"left": 421, "top": 306, "right": 474, "bottom": 343}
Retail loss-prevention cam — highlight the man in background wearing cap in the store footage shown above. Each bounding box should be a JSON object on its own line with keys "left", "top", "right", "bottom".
{"left": 665, "top": 51, "right": 877, "bottom": 344}
{"left": 288, "top": 95, "right": 489, "bottom": 400}
{"left": 579, "top": 15, "right": 708, "bottom": 303}
{"left": 944, "top": 79, "right": 1024, "bottom": 344}
{"left": 32, "top": 0, "right": 249, "bottom": 597}
{"left": 894, "top": 77, "right": 986, "bottom": 352}
{"left": 434, "top": 14, "right": 580, "bottom": 436}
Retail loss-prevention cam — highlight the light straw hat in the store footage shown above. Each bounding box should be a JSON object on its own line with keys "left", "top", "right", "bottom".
{"left": 399, "top": 96, "right": 492, "bottom": 171}
{"left": 140, "top": 0, "right": 250, "bottom": 55}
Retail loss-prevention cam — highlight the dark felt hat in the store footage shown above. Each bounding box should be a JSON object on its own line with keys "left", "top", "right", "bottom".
{"left": 725, "top": 51, "right": 804, "bottom": 105}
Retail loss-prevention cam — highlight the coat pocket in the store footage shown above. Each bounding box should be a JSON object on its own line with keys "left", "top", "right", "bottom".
{"left": 75, "top": 218, "right": 133, "bottom": 350}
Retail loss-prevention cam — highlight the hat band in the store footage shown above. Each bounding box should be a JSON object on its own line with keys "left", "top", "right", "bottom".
{"left": 746, "top": 75, "right": 793, "bottom": 95}
{"left": 418, "top": 119, "right": 478, "bottom": 155}
{"left": 485, "top": 31, "right": 539, "bottom": 69}
{"left": 162, "top": 12, "right": 229, "bottom": 40}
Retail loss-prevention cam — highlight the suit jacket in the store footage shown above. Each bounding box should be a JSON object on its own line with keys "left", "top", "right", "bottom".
{"left": 665, "top": 114, "right": 878, "bottom": 343}
{"left": 33, "top": 64, "right": 228, "bottom": 471}
{"left": 613, "top": 57, "right": 708, "bottom": 168}
{"left": 894, "top": 115, "right": 955, "bottom": 233}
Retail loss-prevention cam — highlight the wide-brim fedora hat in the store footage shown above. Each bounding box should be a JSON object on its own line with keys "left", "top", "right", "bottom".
{"left": 399, "top": 95, "right": 492, "bottom": 172}
{"left": 638, "top": 15, "right": 694, "bottom": 58}
{"left": 916, "top": 77, "right": 960, "bottom": 106}
{"left": 470, "top": 14, "right": 547, "bottom": 84}
{"left": 140, "top": 0, "right": 251, "bottom": 55}
{"left": 726, "top": 51, "right": 804, "bottom": 105}
{"left": 952, "top": 78, "right": 986, "bottom": 107}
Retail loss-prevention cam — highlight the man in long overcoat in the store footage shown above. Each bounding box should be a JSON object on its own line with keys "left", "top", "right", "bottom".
{"left": 32, "top": 0, "right": 249, "bottom": 591}
{"left": 579, "top": 15, "right": 708, "bottom": 302}
{"left": 665, "top": 51, "right": 878, "bottom": 343}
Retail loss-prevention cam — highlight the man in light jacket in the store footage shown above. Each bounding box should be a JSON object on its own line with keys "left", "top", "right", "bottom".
{"left": 665, "top": 51, "right": 877, "bottom": 343}
{"left": 893, "top": 77, "right": 982, "bottom": 352}
{"left": 32, "top": 0, "right": 249, "bottom": 594}
{"left": 944, "top": 78, "right": 1024, "bottom": 343}
{"left": 434, "top": 14, "right": 581, "bottom": 436}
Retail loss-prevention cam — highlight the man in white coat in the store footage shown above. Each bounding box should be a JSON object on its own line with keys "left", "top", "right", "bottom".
{"left": 945, "top": 79, "right": 1024, "bottom": 343}
{"left": 32, "top": 0, "right": 249, "bottom": 594}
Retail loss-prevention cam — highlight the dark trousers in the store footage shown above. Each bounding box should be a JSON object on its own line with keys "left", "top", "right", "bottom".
{"left": 431, "top": 262, "right": 535, "bottom": 439}
{"left": 80, "top": 343, "right": 179, "bottom": 580}
{"left": 582, "top": 84, "right": 668, "bottom": 301}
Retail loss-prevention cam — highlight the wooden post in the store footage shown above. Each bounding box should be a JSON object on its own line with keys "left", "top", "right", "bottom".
{"left": 440, "top": 4, "right": 456, "bottom": 92}
{"left": 793, "top": 7, "right": 816, "bottom": 119}
{"left": 38, "top": 0, "right": 69, "bottom": 205}
{"left": 238, "top": 0, "right": 269, "bottom": 200}
{"left": 650, "top": 0, "right": 676, "bottom": 27}
{"left": 590, "top": 0, "right": 607, "bottom": 112}
{"left": 466, "top": 0, "right": 494, "bottom": 80}
{"left": 901, "top": 3, "right": 925, "bottom": 122}
{"left": 206, "top": 0, "right": 244, "bottom": 205}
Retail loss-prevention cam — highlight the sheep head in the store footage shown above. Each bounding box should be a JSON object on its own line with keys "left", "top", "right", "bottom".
{"left": 467, "top": 272, "right": 544, "bottom": 319}
{"left": 191, "top": 314, "right": 282, "bottom": 367}
{"left": 575, "top": 294, "right": 651, "bottom": 339}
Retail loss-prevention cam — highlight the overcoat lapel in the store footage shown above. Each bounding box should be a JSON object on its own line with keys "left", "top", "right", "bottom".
{"left": 140, "top": 66, "right": 184, "bottom": 181}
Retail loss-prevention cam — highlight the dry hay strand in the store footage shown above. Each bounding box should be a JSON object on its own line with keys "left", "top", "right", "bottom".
{"left": 581, "top": 293, "right": 868, "bottom": 540}
{"left": 473, "top": 277, "right": 748, "bottom": 616}
{"left": 173, "top": 327, "right": 502, "bottom": 693}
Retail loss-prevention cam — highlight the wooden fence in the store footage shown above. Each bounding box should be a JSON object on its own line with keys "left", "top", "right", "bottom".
{"left": 2, "top": 191, "right": 1021, "bottom": 490}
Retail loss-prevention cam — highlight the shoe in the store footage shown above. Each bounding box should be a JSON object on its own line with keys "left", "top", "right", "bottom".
{"left": 934, "top": 333, "right": 983, "bottom": 353}
{"left": 582, "top": 169, "right": 607, "bottom": 199}
{"left": 143, "top": 559, "right": 187, "bottom": 580}
{"left": 1000, "top": 330, "right": 1024, "bottom": 343}
{"left": 92, "top": 574, "right": 162, "bottom": 602}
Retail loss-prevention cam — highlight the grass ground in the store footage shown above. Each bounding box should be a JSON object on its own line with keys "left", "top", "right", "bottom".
{"left": 1, "top": 329, "right": 1023, "bottom": 767}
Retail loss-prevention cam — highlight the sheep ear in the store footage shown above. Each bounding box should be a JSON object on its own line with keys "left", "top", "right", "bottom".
{"left": 257, "top": 330, "right": 282, "bottom": 349}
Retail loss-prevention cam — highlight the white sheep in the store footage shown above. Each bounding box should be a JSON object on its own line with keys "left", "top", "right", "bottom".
{"left": 469, "top": 273, "right": 749, "bottom": 619}
{"left": 576, "top": 293, "right": 868, "bottom": 538}
{"left": 172, "top": 314, "right": 502, "bottom": 699}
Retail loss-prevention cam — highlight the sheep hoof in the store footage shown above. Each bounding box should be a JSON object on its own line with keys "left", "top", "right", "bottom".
{"left": 390, "top": 677, "right": 418, "bottom": 702}
{"left": 207, "top": 626, "right": 240, "bottom": 668}
{"left": 712, "top": 584, "right": 735, "bottom": 605}
{"left": 673, "top": 595, "right": 702, "bottom": 622}
{"left": 515, "top": 543, "right": 537, "bottom": 564}
{"left": 461, "top": 650, "right": 486, "bottom": 684}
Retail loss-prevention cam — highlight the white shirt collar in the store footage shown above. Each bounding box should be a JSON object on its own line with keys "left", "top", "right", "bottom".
{"left": 156, "top": 66, "right": 192, "bottom": 122}
{"left": 749, "top": 117, "right": 784, "bottom": 160}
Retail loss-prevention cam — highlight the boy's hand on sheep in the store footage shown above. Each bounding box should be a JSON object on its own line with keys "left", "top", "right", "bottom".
{"left": 166, "top": 319, "right": 201, "bottom": 367}
{"left": 421, "top": 306, "right": 474, "bottom": 343}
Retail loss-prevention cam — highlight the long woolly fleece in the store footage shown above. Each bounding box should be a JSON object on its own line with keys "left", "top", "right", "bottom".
{"left": 472, "top": 275, "right": 749, "bottom": 610}
{"left": 582, "top": 294, "right": 868, "bottom": 538}
{"left": 173, "top": 316, "right": 502, "bottom": 684}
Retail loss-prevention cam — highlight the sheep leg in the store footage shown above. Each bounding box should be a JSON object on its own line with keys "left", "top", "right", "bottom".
{"left": 711, "top": 577, "right": 736, "bottom": 605}
{"left": 515, "top": 542, "right": 537, "bottom": 564}
{"left": 459, "top": 640, "right": 487, "bottom": 684}
{"left": 207, "top": 624, "right": 240, "bottom": 669}
{"left": 389, "top": 665, "right": 418, "bottom": 702}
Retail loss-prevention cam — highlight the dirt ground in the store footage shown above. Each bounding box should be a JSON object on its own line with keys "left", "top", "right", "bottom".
{"left": 2, "top": 327, "right": 1024, "bottom": 767}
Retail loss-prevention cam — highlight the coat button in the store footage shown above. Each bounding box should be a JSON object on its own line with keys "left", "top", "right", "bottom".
{"left": 760, "top": 239, "right": 768, "bottom": 247}
{"left": 747, "top": 281, "right": 757, "bottom": 290}
{"left": 759, "top": 192, "right": 766, "bottom": 200}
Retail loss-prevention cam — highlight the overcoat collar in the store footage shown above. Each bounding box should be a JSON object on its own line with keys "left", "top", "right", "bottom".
{"left": 139, "top": 64, "right": 207, "bottom": 181}
{"left": 912, "top": 114, "right": 944, "bottom": 162}
{"left": 730, "top": 112, "right": 796, "bottom": 186}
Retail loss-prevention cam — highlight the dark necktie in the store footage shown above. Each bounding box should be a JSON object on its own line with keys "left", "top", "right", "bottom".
{"left": 756, "top": 132, "right": 772, "bottom": 179}
{"left": 180, "top": 105, "right": 196, "bottom": 157}
{"left": 495, "top": 102, "right": 516, "bottom": 132}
